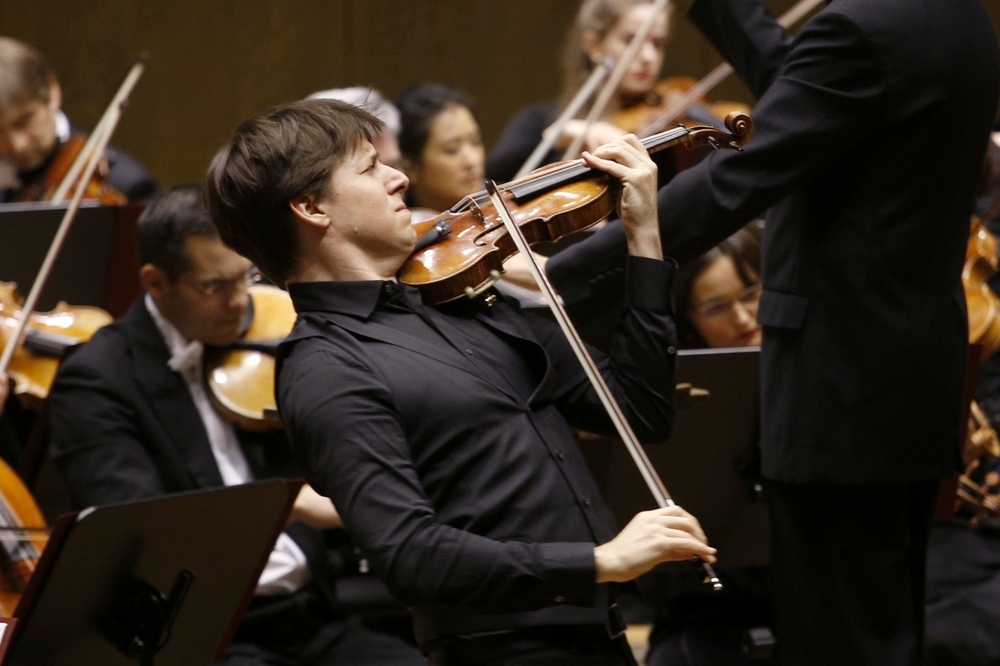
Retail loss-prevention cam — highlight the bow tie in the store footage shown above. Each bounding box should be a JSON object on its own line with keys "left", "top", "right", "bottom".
{"left": 168, "top": 339, "right": 204, "bottom": 376}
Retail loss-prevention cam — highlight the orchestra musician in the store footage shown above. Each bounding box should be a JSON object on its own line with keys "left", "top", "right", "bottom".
{"left": 545, "top": 0, "right": 1000, "bottom": 663}
{"left": 47, "top": 184, "right": 425, "bottom": 666}
{"left": 923, "top": 126, "right": 1000, "bottom": 666}
{"left": 204, "top": 97, "right": 716, "bottom": 665}
{"left": 644, "top": 224, "right": 771, "bottom": 666}
{"left": 485, "top": 0, "right": 669, "bottom": 183}
{"left": 0, "top": 36, "right": 157, "bottom": 204}
{"left": 393, "top": 83, "right": 485, "bottom": 222}
{"left": 308, "top": 86, "right": 404, "bottom": 170}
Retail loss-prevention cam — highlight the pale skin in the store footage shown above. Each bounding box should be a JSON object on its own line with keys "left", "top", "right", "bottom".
{"left": 287, "top": 133, "right": 716, "bottom": 583}
{"left": 140, "top": 235, "right": 342, "bottom": 530}
{"left": 547, "top": 3, "right": 670, "bottom": 155}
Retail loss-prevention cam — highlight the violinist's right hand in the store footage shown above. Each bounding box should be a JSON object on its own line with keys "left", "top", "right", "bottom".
{"left": 594, "top": 505, "right": 716, "bottom": 583}
{"left": 288, "top": 483, "right": 343, "bottom": 530}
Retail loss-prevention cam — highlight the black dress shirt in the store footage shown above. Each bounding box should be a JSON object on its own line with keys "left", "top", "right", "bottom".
{"left": 276, "top": 256, "right": 677, "bottom": 649}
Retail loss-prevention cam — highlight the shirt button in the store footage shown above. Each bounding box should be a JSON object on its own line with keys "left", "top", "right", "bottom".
{"left": 465, "top": 348, "right": 474, "bottom": 355}
{"left": 667, "top": 346, "right": 677, "bottom": 355}
{"left": 580, "top": 496, "right": 591, "bottom": 508}
{"left": 555, "top": 450, "right": 565, "bottom": 460}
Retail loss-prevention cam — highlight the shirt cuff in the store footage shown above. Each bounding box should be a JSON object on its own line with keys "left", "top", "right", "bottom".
{"left": 625, "top": 256, "right": 677, "bottom": 312}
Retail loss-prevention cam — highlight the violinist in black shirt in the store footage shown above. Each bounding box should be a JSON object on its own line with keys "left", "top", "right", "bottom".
{"left": 205, "top": 98, "right": 715, "bottom": 666}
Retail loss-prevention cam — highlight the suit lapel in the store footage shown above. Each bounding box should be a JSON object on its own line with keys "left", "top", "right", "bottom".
{"left": 125, "top": 302, "right": 225, "bottom": 488}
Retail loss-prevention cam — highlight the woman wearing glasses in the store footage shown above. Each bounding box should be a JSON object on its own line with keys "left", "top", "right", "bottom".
{"left": 673, "top": 223, "right": 762, "bottom": 350}
{"left": 646, "top": 222, "right": 771, "bottom": 666}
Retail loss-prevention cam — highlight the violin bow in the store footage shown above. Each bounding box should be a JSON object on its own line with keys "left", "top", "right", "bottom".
{"left": 515, "top": 56, "right": 615, "bottom": 180}
{"left": 562, "top": 0, "right": 671, "bottom": 161}
{"left": 483, "top": 179, "right": 724, "bottom": 591}
{"left": 0, "top": 55, "right": 147, "bottom": 375}
{"left": 638, "top": 0, "right": 824, "bottom": 136}
{"left": 51, "top": 53, "right": 147, "bottom": 203}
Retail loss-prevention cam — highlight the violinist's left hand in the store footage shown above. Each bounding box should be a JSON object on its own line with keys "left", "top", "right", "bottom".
{"left": 581, "top": 135, "right": 662, "bottom": 260}
{"left": 288, "top": 483, "right": 343, "bottom": 529}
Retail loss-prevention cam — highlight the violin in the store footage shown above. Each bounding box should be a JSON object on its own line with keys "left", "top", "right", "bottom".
{"left": 12, "top": 135, "right": 127, "bottom": 206}
{"left": 204, "top": 284, "right": 296, "bottom": 431}
{"left": 0, "top": 456, "right": 47, "bottom": 618}
{"left": 614, "top": 76, "right": 752, "bottom": 139}
{"left": 963, "top": 217, "right": 1000, "bottom": 362}
{"left": 0, "top": 282, "right": 112, "bottom": 408}
{"left": 400, "top": 114, "right": 753, "bottom": 304}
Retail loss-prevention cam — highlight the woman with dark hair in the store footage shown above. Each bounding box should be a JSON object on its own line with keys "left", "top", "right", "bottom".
{"left": 644, "top": 222, "right": 772, "bottom": 666}
{"left": 673, "top": 223, "right": 762, "bottom": 349}
{"left": 393, "top": 83, "right": 484, "bottom": 219}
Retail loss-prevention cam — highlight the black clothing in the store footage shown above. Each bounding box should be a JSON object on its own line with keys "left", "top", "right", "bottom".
{"left": 276, "top": 257, "right": 677, "bottom": 655}
{"left": 485, "top": 103, "right": 559, "bottom": 184}
{"left": 0, "top": 138, "right": 158, "bottom": 203}
{"left": 546, "top": 0, "right": 1000, "bottom": 663}
{"left": 48, "top": 298, "right": 422, "bottom": 665}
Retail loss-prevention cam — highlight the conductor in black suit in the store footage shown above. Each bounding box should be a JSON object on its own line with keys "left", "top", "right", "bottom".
{"left": 546, "top": 0, "right": 1000, "bottom": 664}
{"left": 47, "top": 185, "right": 425, "bottom": 665}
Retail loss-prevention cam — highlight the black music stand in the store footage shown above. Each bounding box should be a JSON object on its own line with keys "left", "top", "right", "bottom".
{"left": 0, "top": 200, "right": 142, "bottom": 316}
{"left": 579, "top": 347, "right": 768, "bottom": 567}
{"left": 2, "top": 479, "right": 300, "bottom": 665}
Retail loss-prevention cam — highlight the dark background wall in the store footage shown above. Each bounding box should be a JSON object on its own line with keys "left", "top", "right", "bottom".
{"left": 2, "top": 0, "right": 999, "bottom": 189}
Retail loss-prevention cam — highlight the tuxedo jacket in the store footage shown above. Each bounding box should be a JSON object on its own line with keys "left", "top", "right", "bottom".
{"left": 46, "top": 298, "right": 336, "bottom": 590}
{"left": 549, "top": 0, "right": 1000, "bottom": 484}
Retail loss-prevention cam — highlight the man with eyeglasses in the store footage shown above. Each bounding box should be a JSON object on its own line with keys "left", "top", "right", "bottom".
{"left": 47, "top": 184, "right": 426, "bottom": 665}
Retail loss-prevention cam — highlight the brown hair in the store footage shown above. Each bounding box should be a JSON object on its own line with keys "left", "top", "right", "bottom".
{"left": 559, "top": 0, "right": 666, "bottom": 109}
{"left": 0, "top": 37, "right": 54, "bottom": 107}
{"left": 205, "top": 98, "right": 383, "bottom": 287}
{"left": 674, "top": 223, "right": 763, "bottom": 348}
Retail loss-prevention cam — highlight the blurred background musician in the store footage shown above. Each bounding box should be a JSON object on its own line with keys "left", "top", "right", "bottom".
{"left": 548, "top": 0, "right": 1000, "bottom": 663}
{"left": 307, "top": 86, "right": 403, "bottom": 171}
{"left": 393, "top": 82, "right": 484, "bottom": 223}
{"left": 0, "top": 36, "right": 157, "bottom": 204}
{"left": 46, "top": 184, "right": 424, "bottom": 666}
{"left": 486, "top": 0, "right": 669, "bottom": 184}
{"left": 923, "top": 125, "right": 1000, "bottom": 666}
{"left": 644, "top": 223, "right": 770, "bottom": 666}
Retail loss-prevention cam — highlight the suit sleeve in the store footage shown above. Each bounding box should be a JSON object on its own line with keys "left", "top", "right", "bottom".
{"left": 48, "top": 346, "right": 169, "bottom": 508}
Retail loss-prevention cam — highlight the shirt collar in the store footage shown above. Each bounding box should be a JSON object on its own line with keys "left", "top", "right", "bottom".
{"left": 145, "top": 293, "right": 204, "bottom": 374}
{"left": 287, "top": 279, "right": 422, "bottom": 319}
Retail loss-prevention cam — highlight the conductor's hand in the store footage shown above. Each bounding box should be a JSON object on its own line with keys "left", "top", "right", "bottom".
{"left": 581, "top": 134, "right": 661, "bottom": 261}
{"left": 288, "top": 483, "right": 343, "bottom": 530}
{"left": 594, "top": 505, "right": 716, "bottom": 583}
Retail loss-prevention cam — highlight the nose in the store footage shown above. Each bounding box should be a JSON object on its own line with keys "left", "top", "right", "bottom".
{"left": 5, "top": 130, "right": 30, "bottom": 158}
{"left": 227, "top": 284, "right": 251, "bottom": 311}
{"left": 731, "top": 300, "right": 756, "bottom": 326}
{"left": 386, "top": 164, "right": 409, "bottom": 194}
{"left": 637, "top": 39, "right": 658, "bottom": 66}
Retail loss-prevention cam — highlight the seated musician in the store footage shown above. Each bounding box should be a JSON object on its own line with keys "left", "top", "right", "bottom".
{"left": 204, "top": 97, "right": 715, "bottom": 665}
{"left": 47, "top": 185, "right": 424, "bottom": 665}
{"left": 0, "top": 36, "right": 157, "bottom": 203}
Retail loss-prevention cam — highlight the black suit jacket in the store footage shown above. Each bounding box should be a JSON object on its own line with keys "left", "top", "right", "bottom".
{"left": 49, "top": 298, "right": 295, "bottom": 502}
{"left": 46, "top": 298, "right": 339, "bottom": 603}
{"left": 550, "top": 0, "right": 1000, "bottom": 484}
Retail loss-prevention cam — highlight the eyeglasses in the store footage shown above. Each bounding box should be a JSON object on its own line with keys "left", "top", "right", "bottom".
{"left": 178, "top": 266, "right": 263, "bottom": 297}
{"left": 690, "top": 283, "right": 762, "bottom": 318}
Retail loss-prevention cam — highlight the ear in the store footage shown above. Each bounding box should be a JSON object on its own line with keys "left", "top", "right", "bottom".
{"left": 289, "top": 193, "right": 330, "bottom": 231}
{"left": 46, "top": 76, "right": 62, "bottom": 112}
{"left": 582, "top": 29, "right": 603, "bottom": 63}
{"left": 139, "top": 263, "right": 169, "bottom": 299}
